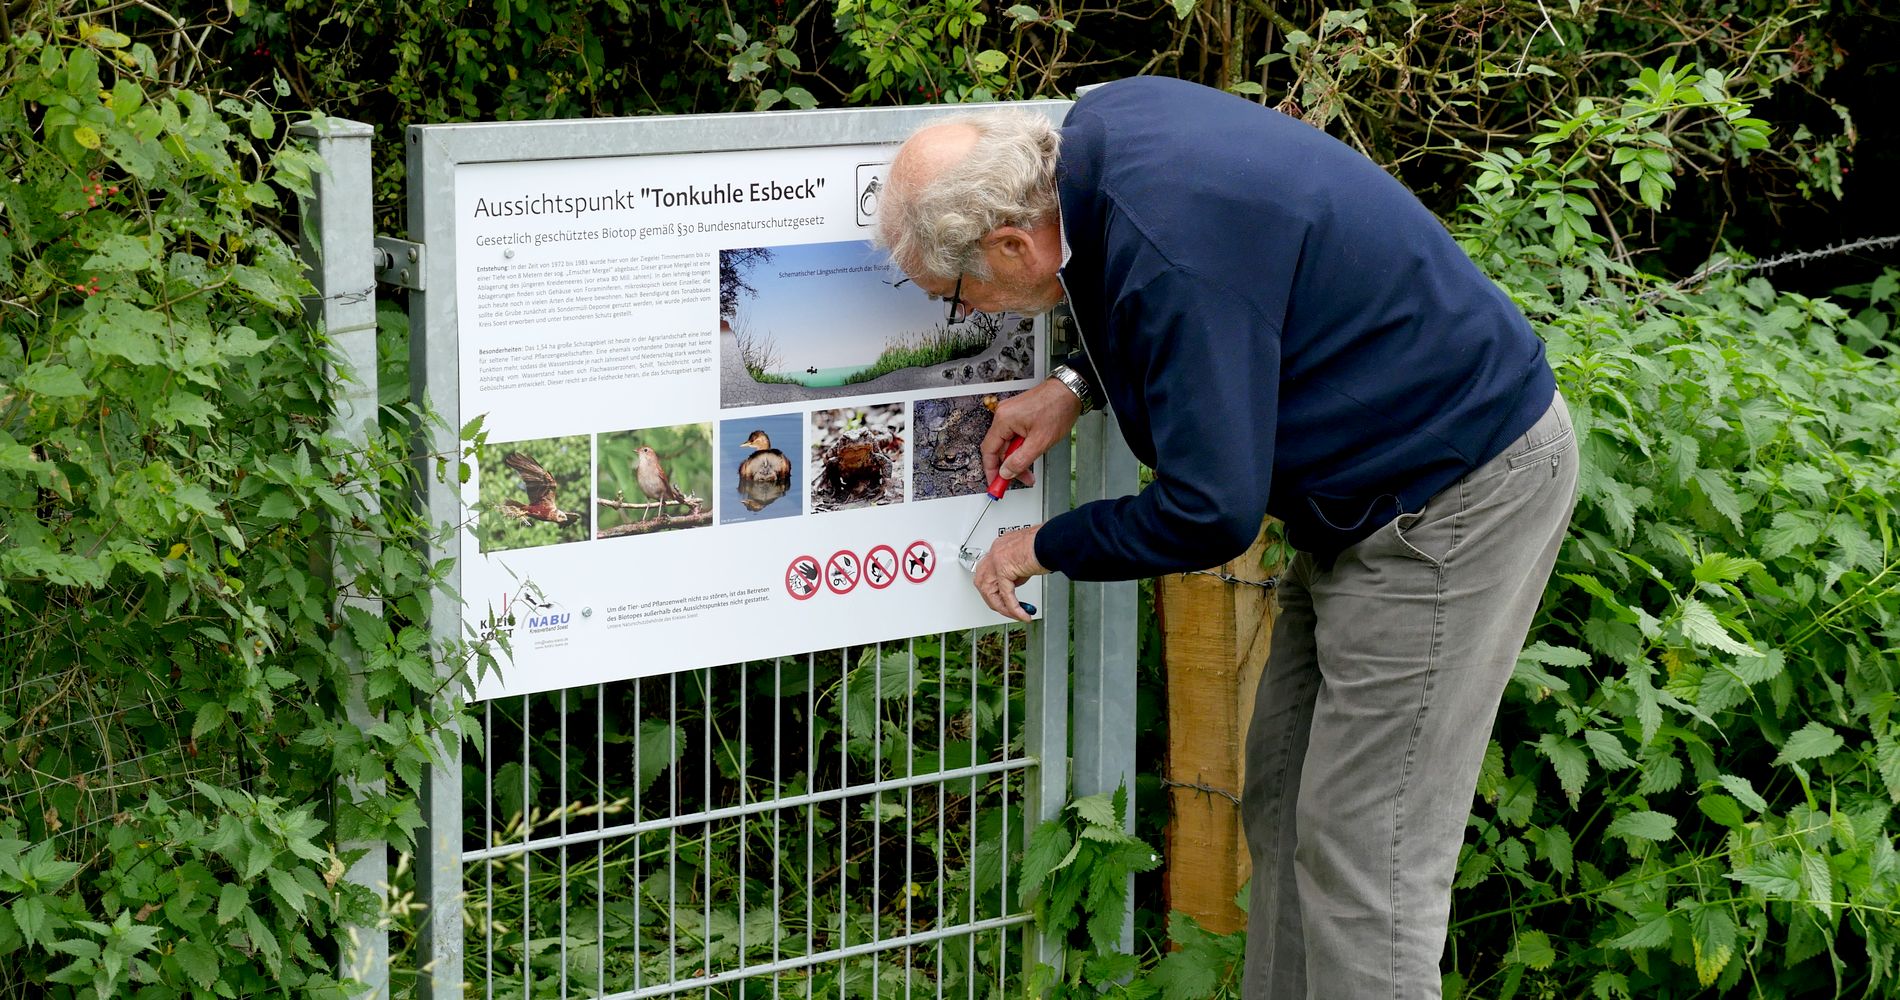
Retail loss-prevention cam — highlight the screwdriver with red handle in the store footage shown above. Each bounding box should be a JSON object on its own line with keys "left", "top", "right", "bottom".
{"left": 959, "top": 436, "right": 1024, "bottom": 550}
{"left": 956, "top": 437, "right": 1039, "bottom": 615}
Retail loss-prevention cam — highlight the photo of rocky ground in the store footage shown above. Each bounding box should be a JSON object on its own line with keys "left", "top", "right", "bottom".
{"left": 912, "top": 390, "right": 1024, "bottom": 501}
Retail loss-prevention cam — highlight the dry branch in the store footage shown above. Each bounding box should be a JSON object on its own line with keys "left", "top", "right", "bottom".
{"left": 598, "top": 511, "right": 714, "bottom": 537}
{"left": 597, "top": 495, "right": 704, "bottom": 513}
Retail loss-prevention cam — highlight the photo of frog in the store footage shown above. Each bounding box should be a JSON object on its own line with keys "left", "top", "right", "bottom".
{"left": 809, "top": 404, "right": 905, "bottom": 513}
{"left": 911, "top": 390, "right": 1024, "bottom": 501}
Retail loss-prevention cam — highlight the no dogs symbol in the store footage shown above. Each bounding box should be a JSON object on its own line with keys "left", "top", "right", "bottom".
{"left": 785, "top": 555, "right": 820, "bottom": 601}
{"left": 901, "top": 540, "right": 936, "bottom": 584}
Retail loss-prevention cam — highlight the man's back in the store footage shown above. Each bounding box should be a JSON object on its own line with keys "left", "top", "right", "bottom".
{"left": 1045, "top": 76, "right": 1555, "bottom": 571}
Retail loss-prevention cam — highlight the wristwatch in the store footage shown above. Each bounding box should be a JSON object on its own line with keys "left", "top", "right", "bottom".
{"left": 1048, "top": 363, "right": 1097, "bottom": 415}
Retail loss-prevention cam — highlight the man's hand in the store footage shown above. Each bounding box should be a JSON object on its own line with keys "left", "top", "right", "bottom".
{"left": 981, "top": 379, "right": 1083, "bottom": 489}
{"left": 973, "top": 524, "right": 1048, "bottom": 622}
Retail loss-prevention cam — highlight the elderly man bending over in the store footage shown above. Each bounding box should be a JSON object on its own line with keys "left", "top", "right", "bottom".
{"left": 875, "top": 77, "right": 1579, "bottom": 999}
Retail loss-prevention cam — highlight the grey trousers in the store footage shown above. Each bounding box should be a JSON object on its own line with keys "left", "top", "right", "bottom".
{"left": 1241, "top": 393, "right": 1579, "bottom": 999}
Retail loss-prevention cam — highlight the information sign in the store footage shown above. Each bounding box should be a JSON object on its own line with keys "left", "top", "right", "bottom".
{"left": 438, "top": 118, "right": 1048, "bottom": 699}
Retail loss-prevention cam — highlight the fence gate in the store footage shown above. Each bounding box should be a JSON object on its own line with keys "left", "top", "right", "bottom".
{"left": 296, "top": 104, "right": 1140, "bottom": 997}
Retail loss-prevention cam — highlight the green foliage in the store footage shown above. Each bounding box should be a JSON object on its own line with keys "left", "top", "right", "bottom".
{"left": 0, "top": 18, "right": 471, "bottom": 998}
{"left": 207, "top": 1, "right": 1867, "bottom": 247}
{"left": 1441, "top": 62, "right": 1900, "bottom": 1000}
{"left": 1462, "top": 57, "right": 1770, "bottom": 264}
{"left": 832, "top": 0, "right": 1015, "bottom": 103}
{"left": 1019, "top": 786, "right": 1240, "bottom": 1000}
{"left": 2, "top": 1, "right": 1890, "bottom": 996}
{"left": 1021, "top": 49, "right": 1900, "bottom": 1000}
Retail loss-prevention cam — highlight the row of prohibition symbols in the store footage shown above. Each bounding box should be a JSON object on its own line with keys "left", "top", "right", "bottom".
{"left": 785, "top": 541, "right": 935, "bottom": 600}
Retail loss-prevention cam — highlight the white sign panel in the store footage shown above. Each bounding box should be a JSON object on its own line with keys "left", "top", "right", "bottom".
{"left": 452, "top": 141, "right": 1044, "bottom": 700}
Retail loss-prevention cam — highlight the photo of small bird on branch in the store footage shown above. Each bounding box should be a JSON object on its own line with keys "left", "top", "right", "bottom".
{"left": 596, "top": 423, "right": 714, "bottom": 538}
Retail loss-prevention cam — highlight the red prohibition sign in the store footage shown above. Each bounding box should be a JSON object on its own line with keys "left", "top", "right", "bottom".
{"left": 826, "top": 549, "right": 862, "bottom": 595}
{"left": 901, "top": 540, "right": 936, "bottom": 584}
{"left": 864, "top": 544, "right": 899, "bottom": 590}
{"left": 785, "top": 554, "right": 820, "bottom": 601}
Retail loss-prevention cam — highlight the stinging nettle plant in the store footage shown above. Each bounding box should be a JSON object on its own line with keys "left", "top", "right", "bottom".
{"left": 1441, "top": 56, "right": 1900, "bottom": 1000}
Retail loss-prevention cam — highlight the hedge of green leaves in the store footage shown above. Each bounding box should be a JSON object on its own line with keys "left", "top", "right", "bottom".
{"left": 0, "top": 22, "right": 472, "bottom": 998}
{"left": 1018, "top": 58, "right": 1900, "bottom": 1000}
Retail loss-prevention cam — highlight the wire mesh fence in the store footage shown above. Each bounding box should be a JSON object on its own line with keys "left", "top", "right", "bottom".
{"left": 457, "top": 629, "right": 1037, "bottom": 999}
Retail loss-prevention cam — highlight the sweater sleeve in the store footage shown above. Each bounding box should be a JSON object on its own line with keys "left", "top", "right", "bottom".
{"left": 1033, "top": 266, "right": 1280, "bottom": 581}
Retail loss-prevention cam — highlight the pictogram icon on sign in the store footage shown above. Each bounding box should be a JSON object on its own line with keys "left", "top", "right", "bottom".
{"left": 864, "top": 544, "right": 898, "bottom": 589}
{"left": 785, "top": 554, "right": 820, "bottom": 601}
{"left": 901, "top": 540, "right": 936, "bottom": 584}
{"left": 826, "top": 550, "right": 862, "bottom": 595}
{"left": 855, "top": 163, "right": 889, "bottom": 226}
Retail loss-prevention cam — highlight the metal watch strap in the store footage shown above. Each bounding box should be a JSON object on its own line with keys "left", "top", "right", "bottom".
{"left": 1049, "top": 363, "right": 1097, "bottom": 414}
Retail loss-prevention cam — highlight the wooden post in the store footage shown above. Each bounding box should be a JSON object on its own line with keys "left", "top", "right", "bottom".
{"left": 1157, "top": 520, "right": 1278, "bottom": 934}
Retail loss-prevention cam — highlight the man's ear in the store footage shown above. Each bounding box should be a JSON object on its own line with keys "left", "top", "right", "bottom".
{"left": 983, "top": 226, "right": 1036, "bottom": 261}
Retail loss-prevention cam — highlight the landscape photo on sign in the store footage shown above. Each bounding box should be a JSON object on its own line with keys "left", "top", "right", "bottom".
{"left": 718, "top": 239, "right": 1036, "bottom": 408}
{"left": 718, "top": 413, "right": 802, "bottom": 524}
{"left": 809, "top": 403, "right": 906, "bottom": 513}
{"left": 912, "top": 389, "right": 1025, "bottom": 501}
{"left": 474, "top": 435, "right": 593, "bottom": 553}
{"left": 595, "top": 423, "right": 712, "bottom": 538}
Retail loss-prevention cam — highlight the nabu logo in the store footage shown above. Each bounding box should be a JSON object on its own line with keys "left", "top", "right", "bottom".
{"left": 524, "top": 611, "right": 570, "bottom": 631}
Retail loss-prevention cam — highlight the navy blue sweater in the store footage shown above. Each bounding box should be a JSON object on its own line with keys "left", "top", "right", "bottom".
{"left": 1034, "top": 77, "right": 1556, "bottom": 580}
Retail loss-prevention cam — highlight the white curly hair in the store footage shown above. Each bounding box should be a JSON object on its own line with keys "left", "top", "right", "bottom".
{"left": 876, "top": 111, "right": 1061, "bottom": 282}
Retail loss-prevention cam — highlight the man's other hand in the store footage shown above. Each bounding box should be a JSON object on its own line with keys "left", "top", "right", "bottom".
{"left": 973, "top": 524, "right": 1048, "bottom": 622}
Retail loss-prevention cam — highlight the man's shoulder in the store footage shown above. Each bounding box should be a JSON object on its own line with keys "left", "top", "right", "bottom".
{"left": 1074, "top": 75, "right": 1218, "bottom": 110}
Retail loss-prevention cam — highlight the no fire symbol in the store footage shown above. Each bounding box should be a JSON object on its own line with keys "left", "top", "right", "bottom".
{"left": 826, "top": 550, "right": 862, "bottom": 595}
{"left": 865, "top": 544, "right": 898, "bottom": 589}
{"left": 901, "top": 540, "right": 936, "bottom": 584}
{"left": 785, "top": 554, "right": 820, "bottom": 601}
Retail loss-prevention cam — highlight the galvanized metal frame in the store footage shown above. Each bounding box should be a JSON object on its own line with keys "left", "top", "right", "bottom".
{"left": 401, "top": 103, "right": 1106, "bottom": 998}
{"left": 294, "top": 115, "right": 389, "bottom": 998}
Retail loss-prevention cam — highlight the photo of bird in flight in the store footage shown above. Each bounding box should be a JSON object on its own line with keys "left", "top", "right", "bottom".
{"left": 475, "top": 436, "right": 591, "bottom": 552}
{"left": 501, "top": 452, "right": 577, "bottom": 524}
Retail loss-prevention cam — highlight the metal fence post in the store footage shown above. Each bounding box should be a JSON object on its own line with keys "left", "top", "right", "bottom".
{"left": 408, "top": 123, "right": 467, "bottom": 1000}
{"left": 1058, "top": 94, "right": 1138, "bottom": 952}
{"left": 1070, "top": 410, "right": 1141, "bottom": 953}
{"left": 293, "top": 116, "right": 388, "bottom": 998}
{"left": 1025, "top": 383, "right": 1075, "bottom": 974}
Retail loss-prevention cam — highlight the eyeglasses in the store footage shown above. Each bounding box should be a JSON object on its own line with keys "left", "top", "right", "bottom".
{"left": 941, "top": 275, "right": 964, "bottom": 324}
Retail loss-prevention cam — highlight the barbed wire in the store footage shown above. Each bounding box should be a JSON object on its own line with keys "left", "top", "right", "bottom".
{"left": 1586, "top": 232, "right": 1900, "bottom": 309}
{"left": 1175, "top": 569, "right": 1278, "bottom": 590}
{"left": 1159, "top": 774, "right": 1242, "bottom": 805}
{"left": 1672, "top": 232, "right": 1900, "bottom": 288}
